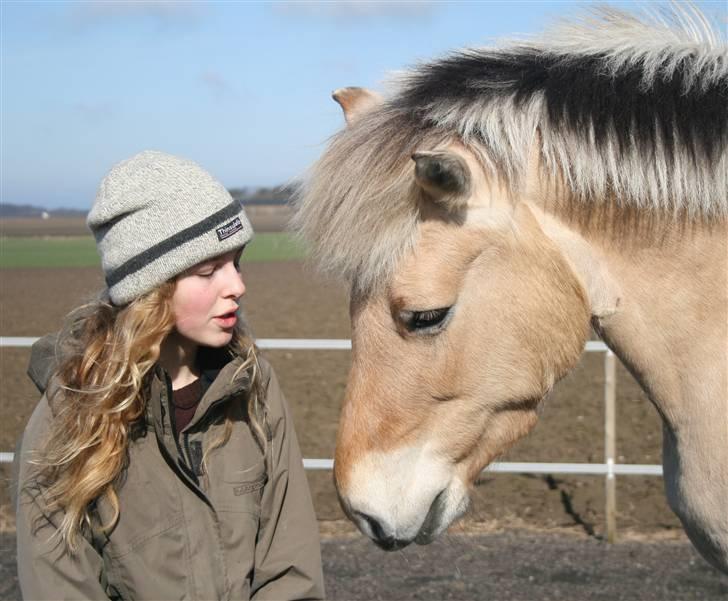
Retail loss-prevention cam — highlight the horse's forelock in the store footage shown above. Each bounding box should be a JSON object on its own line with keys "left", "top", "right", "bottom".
{"left": 293, "top": 107, "right": 453, "bottom": 291}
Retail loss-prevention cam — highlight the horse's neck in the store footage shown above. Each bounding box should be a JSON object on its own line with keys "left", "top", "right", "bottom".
{"left": 587, "top": 218, "right": 728, "bottom": 571}
{"left": 589, "top": 221, "right": 726, "bottom": 425}
{"left": 518, "top": 109, "right": 727, "bottom": 430}
{"left": 533, "top": 203, "right": 726, "bottom": 421}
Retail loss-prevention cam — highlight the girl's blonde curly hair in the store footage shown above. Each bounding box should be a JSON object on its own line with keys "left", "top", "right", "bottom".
{"left": 33, "top": 281, "right": 265, "bottom": 552}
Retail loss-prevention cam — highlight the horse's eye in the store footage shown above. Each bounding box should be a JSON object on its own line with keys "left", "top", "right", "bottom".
{"left": 401, "top": 307, "right": 452, "bottom": 334}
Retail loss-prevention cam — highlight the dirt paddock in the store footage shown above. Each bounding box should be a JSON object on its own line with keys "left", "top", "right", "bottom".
{"left": 2, "top": 250, "right": 726, "bottom": 597}
{"left": 1, "top": 528, "right": 727, "bottom": 600}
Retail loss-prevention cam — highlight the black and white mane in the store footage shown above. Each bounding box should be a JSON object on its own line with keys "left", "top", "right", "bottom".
{"left": 294, "top": 6, "right": 727, "bottom": 291}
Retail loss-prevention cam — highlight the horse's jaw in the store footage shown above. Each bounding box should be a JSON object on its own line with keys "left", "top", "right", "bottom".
{"left": 335, "top": 444, "right": 470, "bottom": 550}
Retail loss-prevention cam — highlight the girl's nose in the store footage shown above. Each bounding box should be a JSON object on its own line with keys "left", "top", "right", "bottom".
{"left": 223, "top": 262, "right": 246, "bottom": 299}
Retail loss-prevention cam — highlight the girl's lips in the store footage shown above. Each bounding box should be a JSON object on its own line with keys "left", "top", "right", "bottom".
{"left": 214, "top": 313, "right": 237, "bottom": 328}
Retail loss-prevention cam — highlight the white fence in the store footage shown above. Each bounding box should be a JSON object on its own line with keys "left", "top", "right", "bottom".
{"left": 1, "top": 336, "right": 662, "bottom": 540}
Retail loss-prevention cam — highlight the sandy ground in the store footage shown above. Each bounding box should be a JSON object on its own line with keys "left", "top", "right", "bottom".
{"left": 1, "top": 528, "right": 727, "bottom": 601}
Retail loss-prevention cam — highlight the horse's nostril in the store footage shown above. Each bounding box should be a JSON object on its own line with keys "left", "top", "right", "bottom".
{"left": 356, "top": 511, "right": 387, "bottom": 542}
{"left": 355, "top": 511, "right": 412, "bottom": 551}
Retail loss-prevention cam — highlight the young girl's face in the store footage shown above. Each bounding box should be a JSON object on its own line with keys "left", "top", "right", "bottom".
{"left": 171, "top": 248, "right": 246, "bottom": 348}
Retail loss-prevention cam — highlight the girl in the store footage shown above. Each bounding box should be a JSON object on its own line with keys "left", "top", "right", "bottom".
{"left": 14, "top": 151, "right": 325, "bottom": 600}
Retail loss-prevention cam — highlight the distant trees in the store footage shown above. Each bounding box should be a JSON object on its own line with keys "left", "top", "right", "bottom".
{"left": 0, "top": 203, "right": 88, "bottom": 218}
{"left": 1, "top": 184, "right": 293, "bottom": 218}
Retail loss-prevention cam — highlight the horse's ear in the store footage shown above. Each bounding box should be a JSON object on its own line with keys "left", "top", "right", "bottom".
{"left": 412, "top": 151, "right": 471, "bottom": 211}
{"left": 332, "top": 87, "right": 382, "bottom": 125}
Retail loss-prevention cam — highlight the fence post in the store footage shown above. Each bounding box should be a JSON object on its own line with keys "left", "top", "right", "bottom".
{"left": 604, "top": 350, "right": 617, "bottom": 543}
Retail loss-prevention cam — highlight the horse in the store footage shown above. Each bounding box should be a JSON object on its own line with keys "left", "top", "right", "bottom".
{"left": 293, "top": 6, "right": 727, "bottom": 572}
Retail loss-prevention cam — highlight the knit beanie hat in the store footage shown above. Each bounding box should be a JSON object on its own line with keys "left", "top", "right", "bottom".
{"left": 87, "top": 150, "right": 253, "bottom": 305}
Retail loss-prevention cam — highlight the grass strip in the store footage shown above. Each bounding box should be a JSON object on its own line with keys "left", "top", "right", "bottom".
{"left": 0, "top": 233, "right": 306, "bottom": 269}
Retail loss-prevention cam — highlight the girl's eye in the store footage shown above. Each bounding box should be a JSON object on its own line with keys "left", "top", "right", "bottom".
{"left": 196, "top": 267, "right": 216, "bottom": 278}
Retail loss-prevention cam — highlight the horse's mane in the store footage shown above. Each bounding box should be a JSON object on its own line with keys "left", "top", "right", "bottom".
{"left": 293, "top": 6, "right": 727, "bottom": 291}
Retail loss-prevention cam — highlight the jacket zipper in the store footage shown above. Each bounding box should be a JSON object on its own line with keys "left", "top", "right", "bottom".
{"left": 164, "top": 373, "right": 199, "bottom": 483}
{"left": 183, "top": 431, "right": 193, "bottom": 473}
{"left": 180, "top": 394, "right": 236, "bottom": 476}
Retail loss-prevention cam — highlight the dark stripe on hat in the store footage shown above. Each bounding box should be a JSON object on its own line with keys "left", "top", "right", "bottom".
{"left": 105, "top": 199, "right": 243, "bottom": 288}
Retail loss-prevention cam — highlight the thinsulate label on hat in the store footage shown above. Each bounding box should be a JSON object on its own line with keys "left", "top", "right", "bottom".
{"left": 216, "top": 217, "right": 243, "bottom": 241}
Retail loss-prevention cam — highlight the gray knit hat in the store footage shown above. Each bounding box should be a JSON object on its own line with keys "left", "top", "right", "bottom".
{"left": 87, "top": 150, "right": 253, "bottom": 305}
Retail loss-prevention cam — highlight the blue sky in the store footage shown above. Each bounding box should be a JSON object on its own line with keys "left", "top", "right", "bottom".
{"left": 2, "top": 1, "right": 724, "bottom": 209}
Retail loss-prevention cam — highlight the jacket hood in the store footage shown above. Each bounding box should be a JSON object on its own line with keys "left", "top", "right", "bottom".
{"left": 27, "top": 333, "right": 60, "bottom": 394}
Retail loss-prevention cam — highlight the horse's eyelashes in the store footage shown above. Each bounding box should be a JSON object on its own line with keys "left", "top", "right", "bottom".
{"left": 401, "top": 307, "right": 452, "bottom": 334}
{"left": 415, "top": 309, "right": 446, "bottom": 325}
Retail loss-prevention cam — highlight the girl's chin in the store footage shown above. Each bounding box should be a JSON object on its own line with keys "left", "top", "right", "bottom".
{"left": 175, "top": 329, "right": 234, "bottom": 349}
{"left": 208, "top": 331, "right": 234, "bottom": 347}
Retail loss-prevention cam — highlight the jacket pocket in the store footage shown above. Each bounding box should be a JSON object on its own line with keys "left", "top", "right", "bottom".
{"left": 231, "top": 475, "right": 266, "bottom": 496}
{"left": 212, "top": 460, "right": 266, "bottom": 581}
{"left": 107, "top": 513, "right": 186, "bottom": 559}
{"left": 213, "top": 460, "right": 267, "bottom": 515}
{"left": 106, "top": 514, "right": 191, "bottom": 600}
{"left": 98, "top": 442, "right": 192, "bottom": 599}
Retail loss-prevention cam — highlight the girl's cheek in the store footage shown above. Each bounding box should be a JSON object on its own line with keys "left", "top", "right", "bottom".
{"left": 174, "top": 290, "right": 214, "bottom": 326}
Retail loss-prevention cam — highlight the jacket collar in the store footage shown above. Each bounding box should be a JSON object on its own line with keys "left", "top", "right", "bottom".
{"left": 147, "top": 350, "right": 252, "bottom": 436}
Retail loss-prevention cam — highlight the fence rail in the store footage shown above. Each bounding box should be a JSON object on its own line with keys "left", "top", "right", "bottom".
{"left": 1, "top": 337, "right": 661, "bottom": 540}
{"left": 1, "top": 337, "right": 612, "bottom": 351}
{"left": 0, "top": 453, "right": 661, "bottom": 476}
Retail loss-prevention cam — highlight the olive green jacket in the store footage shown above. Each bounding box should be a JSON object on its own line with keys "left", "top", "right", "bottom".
{"left": 14, "top": 336, "right": 325, "bottom": 600}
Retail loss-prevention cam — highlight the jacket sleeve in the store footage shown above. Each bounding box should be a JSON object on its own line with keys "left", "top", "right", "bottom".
{"left": 14, "top": 395, "right": 111, "bottom": 601}
{"left": 250, "top": 366, "right": 325, "bottom": 601}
